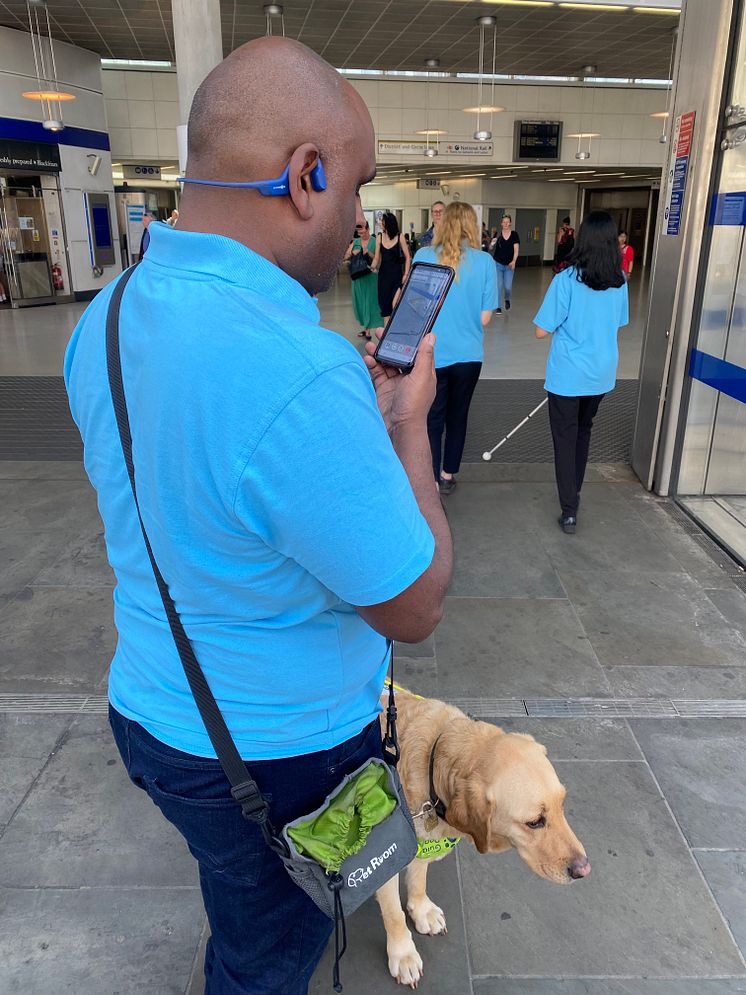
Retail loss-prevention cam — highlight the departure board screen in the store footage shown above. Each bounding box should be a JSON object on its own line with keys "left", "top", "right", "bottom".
{"left": 513, "top": 120, "right": 563, "bottom": 161}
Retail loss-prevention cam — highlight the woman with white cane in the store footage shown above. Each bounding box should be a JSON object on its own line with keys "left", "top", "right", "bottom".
{"left": 533, "top": 211, "right": 629, "bottom": 534}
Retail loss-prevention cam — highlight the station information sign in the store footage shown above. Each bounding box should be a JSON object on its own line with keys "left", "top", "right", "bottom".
{"left": 513, "top": 120, "right": 562, "bottom": 161}
{"left": 663, "top": 111, "right": 695, "bottom": 237}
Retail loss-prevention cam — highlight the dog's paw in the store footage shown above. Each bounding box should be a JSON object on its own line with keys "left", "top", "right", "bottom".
{"left": 387, "top": 936, "right": 424, "bottom": 988}
{"left": 408, "top": 897, "right": 447, "bottom": 936}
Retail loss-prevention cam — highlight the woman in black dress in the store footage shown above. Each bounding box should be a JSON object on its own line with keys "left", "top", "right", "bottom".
{"left": 372, "top": 212, "right": 411, "bottom": 320}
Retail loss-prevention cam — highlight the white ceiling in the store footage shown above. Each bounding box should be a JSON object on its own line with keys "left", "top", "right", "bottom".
{"left": 0, "top": 1, "right": 679, "bottom": 79}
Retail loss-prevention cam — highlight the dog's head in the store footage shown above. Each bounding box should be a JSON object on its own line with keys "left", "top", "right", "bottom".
{"left": 441, "top": 723, "right": 590, "bottom": 885}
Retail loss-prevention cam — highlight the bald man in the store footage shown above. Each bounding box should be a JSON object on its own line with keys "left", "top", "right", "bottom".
{"left": 65, "top": 37, "right": 452, "bottom": 994}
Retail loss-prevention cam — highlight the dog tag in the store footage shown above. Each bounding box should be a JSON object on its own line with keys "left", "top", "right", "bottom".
{"left": 423, "top": 803, "right": 439, "bottom": 833}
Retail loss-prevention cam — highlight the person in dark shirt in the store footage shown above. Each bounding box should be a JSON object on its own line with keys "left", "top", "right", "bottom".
{"left": 419, "top": 200, "right": 445, "bottom": 247}
{"left": 138, "top": 210, "right": 157, "bottom": 259}
{"left": 492, "top": 213, "right": 520, "bottom": 314}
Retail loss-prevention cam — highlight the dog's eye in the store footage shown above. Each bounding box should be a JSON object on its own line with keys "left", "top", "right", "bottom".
{"left": 526, "top": 816, "right": 546, "bottom": 830}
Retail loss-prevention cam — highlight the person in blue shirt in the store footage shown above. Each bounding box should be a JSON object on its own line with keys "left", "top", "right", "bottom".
{"left": 65, "top": 37, "right": 452, "bottom": 995}
{"left": 414, "top": 202, "right": 499, "bottom": 494}
{"left": 533, "top": 210, "right": 629, "bottom": 534}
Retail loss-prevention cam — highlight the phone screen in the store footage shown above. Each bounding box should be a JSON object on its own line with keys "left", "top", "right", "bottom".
{"left": 375, "top": 263, "right": 454, "bottom": 369}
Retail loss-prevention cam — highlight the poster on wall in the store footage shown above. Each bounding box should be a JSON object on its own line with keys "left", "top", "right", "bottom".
{"left": 662, "top": 111, "right": 695, "bottom": 236}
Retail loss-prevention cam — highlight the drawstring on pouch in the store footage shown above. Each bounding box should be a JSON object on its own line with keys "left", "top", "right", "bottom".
{"left": 329, "top": 873, "right": 347, "bottom": 992}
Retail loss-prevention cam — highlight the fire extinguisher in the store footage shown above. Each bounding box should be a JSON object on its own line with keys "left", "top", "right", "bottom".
{"left": 52, "top": 263, "right": 64, "bottom": 291}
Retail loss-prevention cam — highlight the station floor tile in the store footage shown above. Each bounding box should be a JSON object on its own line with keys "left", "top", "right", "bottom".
{"left": 435, "top": 597, "right": 609, "bottom": 699}
{"left": 0, "top": 716, "right": 197, "bottom": 889}
{"left": 630, "top": 719, "right": 746, "bottom": 849}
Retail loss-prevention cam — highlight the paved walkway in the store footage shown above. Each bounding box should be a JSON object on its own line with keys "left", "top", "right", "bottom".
{"left": 1, "top": 458, "right": 745, "bottom": 994}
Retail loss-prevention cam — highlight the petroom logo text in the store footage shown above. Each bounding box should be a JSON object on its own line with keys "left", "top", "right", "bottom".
{"left": 347, "top": 843, "right": 398, "bottom": 887}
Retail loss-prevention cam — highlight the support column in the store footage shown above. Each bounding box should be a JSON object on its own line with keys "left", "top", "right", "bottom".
{"left": 172, "top": 0, "right": 223, "bottom": 172}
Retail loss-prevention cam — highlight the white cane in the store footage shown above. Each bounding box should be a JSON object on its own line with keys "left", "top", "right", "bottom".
{"left": 482, "top": 397, "right": 548, "bottom": 461}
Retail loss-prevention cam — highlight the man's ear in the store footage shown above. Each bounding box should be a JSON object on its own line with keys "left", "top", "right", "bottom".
{"left": 287, "top": 143, "right": 321, "bottom": 221}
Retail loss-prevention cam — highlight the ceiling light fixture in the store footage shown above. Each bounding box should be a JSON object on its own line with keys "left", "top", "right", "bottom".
{"left": 573, "top": 64, "right": 598, "bottom": 159}
{"left": 422, "top": 70, "right": 441, "bottom": 157}
{"left": 560, "top": 3, "right": 628, "bottom": 10}
{"left": 473, "top": 15, "right": 498, "bottom": 141}
{"left": 424, "top": 58, "right": 440, "bottom": 68}
{"left": 481, "top": 0, "right": 553, "bottom": 6}
{"left": 22, "top": 90, "right": 75, "bottom": 101}
{"left": 24, "top": 1, "right": 72, "bottom": 132}
{"left": 264, "top": 4, "right": 285, "bottom": 35}
{"left": 633, "top": 6, "right": 679, "bottom": 13}
{"left": 650, "top": 111, "right": 670, "bottom": 118}
{"left": 463, "top": 105, "right": 505, "bottom": 113}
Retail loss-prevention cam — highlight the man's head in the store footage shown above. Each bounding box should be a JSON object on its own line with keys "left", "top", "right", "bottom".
{"left": 143, "top": 211, "right": 157, "bottom": 229}
{"left": 431, "top": 201, "right": 445, "bottom": 227}
{"left": 179, "top": 37, "right": 376, "bottom": 295}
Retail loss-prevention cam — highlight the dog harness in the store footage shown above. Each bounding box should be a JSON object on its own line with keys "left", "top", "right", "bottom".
{"left": 415, "top": 836, "right": 460, "bottom": 860}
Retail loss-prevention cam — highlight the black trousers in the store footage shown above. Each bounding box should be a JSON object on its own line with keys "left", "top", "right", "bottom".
{"left": 547, "top": 391, "right": 605, "bottom": 517}
{"left": 427, "top": 361, "right": 482, "bottom": 479}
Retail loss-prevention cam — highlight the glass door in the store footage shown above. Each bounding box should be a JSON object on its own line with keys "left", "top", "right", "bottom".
{"left": 0, "top": 174, "right": 55, "bottom": 305}
{"left": 676, "top": 3, "right": 746, "bottom": 562}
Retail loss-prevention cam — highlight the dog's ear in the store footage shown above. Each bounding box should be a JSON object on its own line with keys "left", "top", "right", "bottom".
{"left": 446, "top": 782, "right": 495, "bottom": 854}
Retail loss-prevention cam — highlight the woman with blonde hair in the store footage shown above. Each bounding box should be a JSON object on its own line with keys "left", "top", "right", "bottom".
{"left": 413, "top": 202, "right": 498, "bottom": 494}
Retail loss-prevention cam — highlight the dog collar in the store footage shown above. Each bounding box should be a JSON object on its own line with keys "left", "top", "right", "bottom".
{"left": 416, "top": 836, "right": 460, "bottom": 861}
{"left": 428, "top": 734, "right": 448, "bottom": 820}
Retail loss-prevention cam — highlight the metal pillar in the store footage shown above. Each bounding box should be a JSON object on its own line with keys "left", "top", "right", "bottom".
{"left": 631, "top": 0, "right": 737, "bottom": 492}
{"left": 172, "top": 0, "right": 223, "bottom": 173}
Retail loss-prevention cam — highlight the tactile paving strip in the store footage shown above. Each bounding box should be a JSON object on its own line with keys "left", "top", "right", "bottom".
{"left": 462, "top": 378, "right": 638, "bottom": 464}
{"left": 2, "top": 694, "right": 744, "bottom": 718}
{"left": 0, "top": 376, "right": 637, "bottom": 464}
{"left": 0, "top": 377, "right": 82, "bottom": 460}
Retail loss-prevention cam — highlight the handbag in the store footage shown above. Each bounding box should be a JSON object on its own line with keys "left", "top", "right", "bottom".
{"left": 105, "top": 266, "right": 417, "bottom": 992}
{"left": 348, "top": 248, "right": 372, "bottom": 280}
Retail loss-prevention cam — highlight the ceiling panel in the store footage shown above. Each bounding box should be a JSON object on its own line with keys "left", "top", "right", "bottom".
{"left": 0, "top": 1, "right": 678, "bottom": 78}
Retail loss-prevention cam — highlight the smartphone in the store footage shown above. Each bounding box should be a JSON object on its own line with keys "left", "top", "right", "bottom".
{"left": 374, "top": 262, "right": 455, "bottom": 372}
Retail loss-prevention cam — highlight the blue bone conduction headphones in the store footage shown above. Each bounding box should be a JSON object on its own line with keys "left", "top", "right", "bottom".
{"left": 177, "top": 158, "right": 327, "bottom": 197}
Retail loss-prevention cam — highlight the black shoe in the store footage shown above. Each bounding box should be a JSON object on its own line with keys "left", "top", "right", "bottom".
{"left": 439, "top": 477, "right": 457, "bottom": 495}
{"left": 495, "top": 307, "right": 503, "bottom": 315}
{"left": 558, "top": 515, "right": 576, "bottom": 534}
{"left": 505, "top": 299, "right": 511, "bottom": 311}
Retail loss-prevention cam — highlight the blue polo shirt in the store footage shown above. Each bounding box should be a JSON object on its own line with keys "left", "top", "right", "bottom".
{"left": 64, "top": 223, "right": 434, "bottom": 760}
{"left": 413, "top": 245, "right": 498, "bottom": 368}
{"left": 534, "top": 267, "right": 629, "bottom": 397}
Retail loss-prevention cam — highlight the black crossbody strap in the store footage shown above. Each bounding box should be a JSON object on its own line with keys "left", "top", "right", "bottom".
{"left": 105, "top": 266, "right": 282, "bottom": 847}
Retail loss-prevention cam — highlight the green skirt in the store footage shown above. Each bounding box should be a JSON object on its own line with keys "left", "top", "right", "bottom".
{"left": 352, "top": 271, "right": 384, "bottom": 329}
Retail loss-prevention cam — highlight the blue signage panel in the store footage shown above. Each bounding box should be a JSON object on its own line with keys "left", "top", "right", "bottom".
{"left": 710, "top": 191, "right": 746, "bottom": 226}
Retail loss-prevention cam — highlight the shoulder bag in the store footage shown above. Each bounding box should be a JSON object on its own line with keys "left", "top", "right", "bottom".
{"left": 105, "top": 266, "right": 418, "bottom": 992}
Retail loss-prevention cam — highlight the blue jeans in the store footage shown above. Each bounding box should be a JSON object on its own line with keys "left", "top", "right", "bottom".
{"left": 109, "top": 705, "right": 384, "bottom": 995}
{"left": 495, "top": 261, "right": 514, "bottom": 307}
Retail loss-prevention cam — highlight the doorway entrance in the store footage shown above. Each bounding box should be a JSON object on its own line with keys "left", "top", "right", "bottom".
{"left": 0, "top": 172, "right": 71, "bottom": 307}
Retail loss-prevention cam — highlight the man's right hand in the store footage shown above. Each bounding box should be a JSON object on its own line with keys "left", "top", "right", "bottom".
{"left": 363, "top": 333, "right": 436, "bottom": 435}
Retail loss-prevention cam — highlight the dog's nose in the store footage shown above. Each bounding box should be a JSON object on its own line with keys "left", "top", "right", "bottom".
{"left": 568, "top": 856, "right": 591, "bottom": 880}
